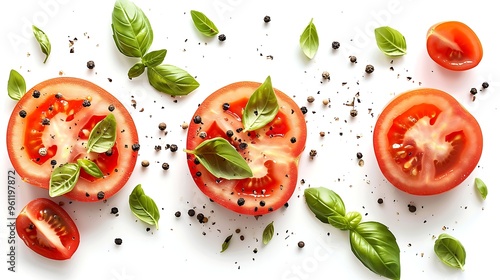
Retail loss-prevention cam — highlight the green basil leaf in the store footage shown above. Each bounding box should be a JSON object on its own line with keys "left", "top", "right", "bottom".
{"left": 220, "top": 234, "right": 233, "bottom": 253}
{"left": 185, "top": 137, "right": 253, "bottom": 179}
{"left": 77, "top": 159, "right": 104, "bottom": 178}
{"left": 111, "top": 0, "right": 153, "bottom": 57}
{"left": 327, "top": 214, "right": 349, "bottom": 231}
{"left": 262, "top": 221, "right": 274, "bottom": 245}
{"left": 7, "top": 69, "right": 26, "bottom": 101}
{"left": 49, "top": 163, "right": 80, "bottom": 197}
{"left": 300, "top": 18, "right": 319, "bottom": 59}
{"left": 147, "top": 64, "right": 199, "bottom": 96}
{"left": 128, "top": 62, "right": 145, "bottom": 79}
{"left": 142, "top": 49, "right": 167, "bottom": 67}
{"left": 190, "top": 10, "right": 219, "bottom": 37}
{"left": 346, "top": 211, "right": 362, "bottom": 231}
{"left": 242, "top": 76, "right": 279, "bottom": 132}
{"left": 349, "top": 221, "right": 401, "bottom": 280}
{"left": 434, "top": 233, "right": 466, "bottom": 270}
{"left": 32, "top": 25, "right": 51, "bottom": 63}
{"left": 129, "top": 184, "right": 160, "bottom": 229}
{"left": 87, "top": 114, "right": 117, "bottom": 153}
{"left": 374, "top": 26, "right": 407, "bottom": 57}
{"left": 474, "top": 177, "right": 488, "bottom": 200}
{"left": 304, "top": 187, "right": 346, "bottom": 224}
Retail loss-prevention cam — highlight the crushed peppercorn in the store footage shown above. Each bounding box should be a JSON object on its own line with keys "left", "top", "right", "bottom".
{"left": 218, "top": 34, "right": 226, "bottom": 41}
{"left": 82, "top": 100, "right": 91, "bottom": 107}
{"left": 331, "top": 41, "right": 340, "bottom": 50}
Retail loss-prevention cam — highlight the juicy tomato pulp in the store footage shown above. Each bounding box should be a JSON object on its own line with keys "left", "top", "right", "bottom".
{"left": 426, "top": 21, "right": 483, "bottom": 71}
{"left": 7, "top": 77, "right": 139, "bottom": 201}
{"left": 186, "top": 81, "right": 307, "bottom": 215}
{"left": 373, "top": 88, "right": 482, "bottom": 195}
{"left": 16, "top": 198, "right": 80, "bottom": 260}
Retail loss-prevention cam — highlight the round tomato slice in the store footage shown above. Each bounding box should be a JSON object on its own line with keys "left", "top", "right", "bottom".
{"left": 16, "top": 198, "right": 80, "bottom": 260}
{"left": 426, "top": 21, "right": 483, "bottom": 71}
{"left": 7, "top": 77, "right": 139, "bottom": 202}
{"left": 373, "top": 88, "right": 483, "bottom": 195}
{"left": 186, "top": 81, "right": 307, "bottom": 215}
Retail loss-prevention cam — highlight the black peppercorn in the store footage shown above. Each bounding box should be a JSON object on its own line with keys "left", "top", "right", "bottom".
{"left": 222, "top": 102, "right": 230, "bottom": 110}
{"left": 158, "top": 122, "right": 167, "bottom": 130}
{"left": 131, "top": 143, "right": 140, "bottom": 151}
{"left": 174, "top": 211, "right": 181, "bottom": 217}
{"left": 470, "top": 88, "right": 478, "bottom": 95}
{"left": 237, "top": 198, "right": 245, "bottom": 206}
{"left": 408, "top": 204, "right": 417, "bottom": 213}
{"left": 332, "top": 41, "right": 340, "bottom": 50}
{"left": 226, "top": 130, "right": 234, "bottom": 137}
{"left": 114, "top": 238, "right": 123, "bottom": 245}
{"left": 239, "top": 142, "right": 248, "bottom": 150}
{"left": 41, "top": 118, "right": 50, "bottom": 125}
{"left": 349, "top": 56, "right": 357, "bottom": 63}
{"left": 32, "top": 90, "right": 41, "bottom": 98}
{"left": 187, "top": 209, "right": 196, "bottom": 216}
{"left": 82, "top": 99, "right": 91, "bottom": 107}
{"left": 108, "top": 104, "right": 115, "bottom": 111}
{"left": 97, "top": 191, "right": 105, "bottom": 200}
{"left": 162, "top": 163, "right": 169, "bottom": 170}
{"left": 377, "top": 198, "right": 384, "bottom": 204}
{"left": 111, "top": 207, "right": 119, "bottom": 214}
{"left": 300, "top": 106, "right": 308, "bottom": 114}
{"left": 87, "top": 60, "right": 95, "bottom": 69}
{"left": 356, "top": 152, "right": 363, "bottom": 159}
{"left": 298, "top": 241, "right": 305, "bottom": 248}
{"left": 193, "top": 115, "right": 202, "bottom": 124}
{"left": 290, "top": 137, "right": 297, "bottom": 143}
{"left": 218, "top": 34, "right": 226, "bottom": 41}
{"left": 365, "top": 64, "right": 375, "bottom": 74}
{"left": 482, "top": 82, "right": 489, "bottom": 89}
{"left": 19, "top": 110, "right": 27, "bottom": 118}
{"left": 196, "top": 213, "right": 204, "bottom": 223}
{"left": 263, "top": 15, "right": 271, "bottom": 23}
{"left": 169, "top": 144, "right": 178, "bottom": 152}
{"left": 50, "top": 160, "right": 57, "bottom": 166}
{"left": 196, "top": 171, "right": 202, "bottom": 177}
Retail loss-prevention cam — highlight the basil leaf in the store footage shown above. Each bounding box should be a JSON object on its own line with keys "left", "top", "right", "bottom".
{"left": 7, "top": 69, "right": 26, "bottom": 101}
{"left": 147, "top": 64, "right": 199, "bottom": 96}
{"left": 474, "top": 177, "right": 488, "bottom": 200}
{"left": 220, "top": 234, "right": 233, "bottom": 253}
{"left": 304, "top": 187, "right": 346, "bottom": 224}
{"left": 77, "top": 159, "right": 104, "bottom": 178}
{"left": 129, "top": 184, "right": 160, "bottom": 229}
{"left": 87, "top": 114, "right": 117, "bottom": 153}
{"left": 49, "top": 163, "right": 80, "bottom": 197}
{"left": 300, "top": 18, "right": 319, "bottom": 59}
{"left": 185, "top": 137, "right": 253, "bottom": 179}
{"left": 111, "top": 0, "right": 153, "bottom": 58}
{"left": 349, "top": 221, "right": 401, "bottom": 280}
{"left": 190, "top": 10, "right": 219, "bottom": 37}
{"left": 142, "top": 49, "right": 167, "bottom": 67}
{"left": 32, "top": 25, "right": 51, "bottom": 63}
{"left": 327, "top": 214, "right": 349, "bottom": 231}
{"left": 374, "top": 26, "right": 407, "bottom": 57}
{"left": 242, "top": 76, "right": 279, "bottom": 132}
{"left": 128, "top": 62, "right": 145, "bottom": 79}
{"left": 434, "top": 233, "right": 466, "bottom": 270}
{"left": 262, "top": 221, "right": 274, "bottom": 245}
{"left": 346, "top": 211, "right": 362, "bottom": 231}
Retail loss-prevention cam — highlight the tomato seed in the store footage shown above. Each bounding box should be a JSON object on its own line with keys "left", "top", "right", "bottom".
{"left": 322, "top": 71, "right": 330, "bottom": 80}
{"left": 141, "top": 160, "right": 150, "bottom": 167}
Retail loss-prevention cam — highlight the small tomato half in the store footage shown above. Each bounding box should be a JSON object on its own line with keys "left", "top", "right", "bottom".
{"left": 373, "top": 88, "right": 482, "bottom": 195}
{"left": 186, "top": 81, "right": 307, "bottom": 215}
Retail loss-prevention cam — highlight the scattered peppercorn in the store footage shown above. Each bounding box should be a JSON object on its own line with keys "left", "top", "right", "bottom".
{"left": 141, "top": 160, "right": 150, "bottom": 167}
{"left": 131, "top": 143, "right": 140, "bottom": 151}
{"left": 237, "top": 198, "right": 245, "bottom": 206}
{"left": 111, "top": 207, "right": 119, "bottom": 214}
{"left": 158, "top": 122, "right": 167, "bottom": 130}
{"left": 193, "top": 115, "right": 202, "bottom": 124}
{"left": 319, "top": 131, "right": 326, "bottom": 137}
{"left": 222, "top": 103, "right": 230, "bottom": 111}
{"left": 32, "top": 90, "right": 41, "bottom": 98}
{"left": 108, "top": 104, "right": 115, "bottom": 111}
{"left": 331, "top": 41, "right": 340, "bottom": 50}
{"left": 259, "top": 201, "right": 266, "bottom": 207}
{"left": 408, "top": 204, "right": 417, "bottom": 213}
{"left": 196, "top": 171, "right": 202, "bottom": 177}
{"left": 50, "top": 159, "right": 57, "bottom": 166}
{"left": 174, "top": 211, "right": 181, "bottom": 217}
{"left": 218, "top": 34, "right": 226, "bottom": 41}
{"left": 298, "top": 241, "right": 305, "bottom": 248}
{"left": 263, "top": 15, "right": 271, "bottom": 23}
{"left": 322, "top": 99, "right": 329, "bottom": 105}
{"left": 82, "top": 99, "right": 91, "bottom": 107}
{"left": 114, "top": 238, "right": 122, "bottom": 245}
{"left": 322, "top": 71, "right": 330, "bottom": 80}
{"left": 356, "top": 152, "right": 363, "bottom": 159}
{"left": 19, "top": 110, "right": 27, "bottom": 118}
{"left": 41, "top": 118, "right": 50, "bottom": 125}
{"left": 87, "top": 60, "right": 95, "bottom": 69}
{"left": 350, "top": 109, "right": 358, "bottom": 117}
{"left": 239, "top": 142, "right": 248, "bottom": 150}
{"left": 196, "top": 213, "right": 205, "bottom": 223}
{"left": 377, "top": 198, "right": 384, "bottom": 204}
{"left": 97, "top": 191, "right": 105, "bottom": 200}
{"left": 470, "top": 88, "right": 478, "bottom": 95}
{"left": 169, "top": 144, "right": 178, "bottom": 152}
{"left": 226, "top": 130, "right": 234, "bottom": 137}
{"left": 199, "top": 132, "right": 207, "bottom": 139}
{"left": 349, "top": 56, "right": 357, "bottom": 63}
{"left": 307, "top": 96, "right": 315, "bottom": 103}
{"left": 290, "top": 137, "right": 297, "bottom": 143}
{"left": 482, "top": 82, "right": 489, "bottom": 89}
{"left": 162, "top": 163, "right": 170, "bottom": 170}
{"left": 188, "top": 209, "right": 196, "bottom": 216}
{"left": 181, "top": 122, "right": 188, "bottom": 129}
{"left": 300, "top": 106, "right": 308, "bottom": 114}
{"left": 309, "top": 149, "right": 317, "bottom": 158}
{"left": 365, "top": 64, "right": 374, "bottom": 74}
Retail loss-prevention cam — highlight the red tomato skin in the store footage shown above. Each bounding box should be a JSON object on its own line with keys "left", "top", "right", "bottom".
{"left": 16, "top": 198, "right": 80, "bottom": 260}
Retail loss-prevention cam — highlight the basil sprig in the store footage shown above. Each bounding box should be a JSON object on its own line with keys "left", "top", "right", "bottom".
{"left": 111, "top": 0, "right": 199, "bottom": 96}
{"left": 474, "top": 177, "right": 488, "bottom": 200}
{"left": 32, "top": 25, "right": 51, "bottom": 63}
{"left": 190, "top": 10, "right": 219, "bottom": 37}
{"left": 185, "top": 137, "right": 253, "bottom": 179}
{"left": 242, "top": 76, "right": 279, "bottom": 132}
{"left": 262, "top": 221, "right": 274, "bottom": 245}
{"left": 374, "top": 26, "right": 407, "bottom": 57}
{"left": 434, "top": 233, "right": 466, "bottom": 270}
{"left": 129, "top": 184, "right": 160, "bottom": 229}
{"left": 300, "top": 18, "right": 319, "bottom": 59}
{"left": 7, "top": 69, "right": 26, "bottom": 101}
{"left": 305, "top": 187, "right": 401, "bottom": 280}
{"left": 87, "top": 114, "right": 117, "bottom": 153}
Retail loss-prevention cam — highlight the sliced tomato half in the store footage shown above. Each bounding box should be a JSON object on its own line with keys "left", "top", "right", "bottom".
{"left": 186, "top": 81, "right": 307, "bottom": 215}
{"left": 7, "top": 77, "right": 139, "bottom": 202}
{"left": 373, "top": 88, "right": 483, "bottom": 195}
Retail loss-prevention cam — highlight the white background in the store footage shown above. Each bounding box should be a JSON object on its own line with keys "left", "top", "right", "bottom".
{"left": 1, "top": 0, "right": 499, "bottom": 279}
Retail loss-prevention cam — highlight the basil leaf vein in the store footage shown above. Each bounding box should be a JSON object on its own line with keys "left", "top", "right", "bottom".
{"left": 7, "top": 69, "right": 26, "bottom": 101}
{"left": 129, "top": 184, "right": 160, "bottom": 229}
{"left": 32, "top": 25, "right": 51, "bottom": 63}
{"left": 474, "top": 177, "right": 488, "bottom": 200}
{"left": 87, "top": 114, "right": 117, "bottom": 153}
{"left": 434, "top": 233, "right": 466, "bottom": 270}
{"left": 49, "top": 163, "right": 80, "bottom": 197}
{"left": 77, "top": 159, "right": 104, "bottom": 178}
{"left": 190, "top": 10, "right": 219, "bottom": 37}
{"left": 262, "top": 221, "right": 274, "bottom": 245}
{"left": 300, "top": 18, "right": 319, "bottom": 59}
{"left": 374, "top": 26, "right": 407, "bottom": 57}
{"left": 242, "top": 76, "right": 279, "bottom": 132}
{"left": 147, "top": 64, "right": 200, "bottom": 96}
{"left": 142, "top": 49, "right": 167, "bottom": 67}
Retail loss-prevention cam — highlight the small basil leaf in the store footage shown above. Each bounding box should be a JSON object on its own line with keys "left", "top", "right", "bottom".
{"left": 185, "top": 137, "right": 253, "bottom": 179}
{"left": 49, "top": 163, "right": 80, "bottom": 197}
{"left": 32, "top": 25, "right": 51, "bottom": 63}
{"left": 77, "top": 159, "right": 104, "bottom": 178}
{"left": 434, "top": 233, "right": 466, "bottom": 270}
{"left": 87, "top": 114, "right": 117, "bottom": 153}
{"left": 327, "top": 214, "right": 349, "bottom": 231}
{"left": 300, "top": 18, "right": 319, "bottom": 59}
{"left": 474, "top": 177, "right": 488, "bottom": 200}
{"left": 349, "top": 221, "right": 401, "bottom": 280}
{"left": 190, "top": 10, "right": 219, "bottom": 37}
{"left": 7, "top": 69, "right": 26, "bottom": 101}
{"left": 128, "top": 62, "right": 145, "bottom": 79}
{"left": 304, "top": 187, "right": 346, "bottom": 224}
{"left": 111, "top": 0, "right": 153, "bottom": 57}
{"left": 147, "top": 64, "right": 200, "bottom": 96}
{"left": 374, "top": 26, "right": 407, "bottom": 57}
{"left": 242, "top": 76, "right": 279, "bottom": 132}
{"left": 129, "top": 184, "right": 160, "bottom": 229}
{"left": 142, "top": 49, "right": 167, "bottom": 67}
{"left": 221, "top": 234, "right": 233, "bottom": 253}
{"left": 346, "top": 211, "right": 362, "bottom": 231}
{"left": 262, "top": 221, "right": 274, "bottom": 245}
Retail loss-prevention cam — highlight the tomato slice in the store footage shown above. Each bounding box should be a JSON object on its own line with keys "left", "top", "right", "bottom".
{"left": 186, "top": 81, "right": 307, "bottom": 215}
{"left": 373, "top": 88, "right": 483, "bottom": 195}
{"left": 426, "top": 21, "right": 483, "bottom": 71}
{"left": 16, "top": 198, "right": 80, "bottom": 260}
{"left": 7, "top": 77, "right": 139, "bottom": 202}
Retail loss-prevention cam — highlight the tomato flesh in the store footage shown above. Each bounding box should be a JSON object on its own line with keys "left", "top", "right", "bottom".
{"left": 16, "top": 198, "right": 80, "bottom": 260}
{"left": 186, "top": 81, "right": 307, "bottom": 215}
{"left": 373, "top": 88, "right": 482, "bottom": 195}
